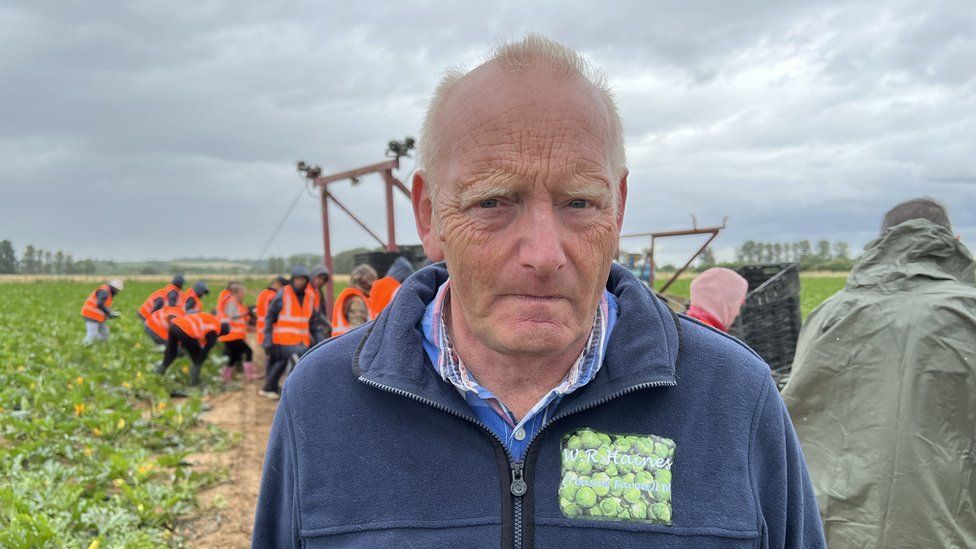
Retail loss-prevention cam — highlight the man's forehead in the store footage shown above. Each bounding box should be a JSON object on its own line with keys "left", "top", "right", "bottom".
{"left": 442, "top": 64, "right": 612, "bottom": 148}
{"left": 453, "top": 156, "right": 611, "bottom": 188}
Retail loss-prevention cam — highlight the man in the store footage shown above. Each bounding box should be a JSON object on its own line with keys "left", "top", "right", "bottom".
{"left": 255, "top": 276, "right": 286, "bottom": 350}
{"left": 138, "top": 274, "right": 186, "bottom": 319}
{"left": 254, "top": 35, "right": 823, "bottom": 547}
{"left": 144, "top": 305, "right": 182, "bottom": 345}
{"left": 81, "top": 279, "right": 123, "bottom": 344}
{"left": 309, "top": 264, "right": 333, "bottom": 344}
{"left": 216, "top": 281, "right": 253, "bottom": 382}
{"left": 260, "top": 266, "right": 317, "bottom": 399}
{"left": 782, "top": 198, "right": 976, "bottom": 548}
{"left": 155, "top": 311, "right": 230, "bottom": 386}
{"left": 330, "top": 263, "right": 376, "bottom": 336}
{"left": 685, "top": 267, "right": 749, "bottom": 333}
{"left": 369, "top": 255, "right": 414, "bottom": 315}
{"left": 182, "top": 281, "right": 209, "bottom": 313}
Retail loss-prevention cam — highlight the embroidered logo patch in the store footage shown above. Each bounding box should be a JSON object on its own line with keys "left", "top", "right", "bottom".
{"left": 559, "top": 428, "right": 674, "bottom": 524}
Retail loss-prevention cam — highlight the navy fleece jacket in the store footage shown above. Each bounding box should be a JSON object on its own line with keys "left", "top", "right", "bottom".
{"left": 253, "top": 264, "right": 825, "bottom": 548}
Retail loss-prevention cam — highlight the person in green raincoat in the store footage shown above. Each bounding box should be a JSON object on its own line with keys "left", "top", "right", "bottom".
{"left": 782, "top": 197, "right": 976, "bottom": 548}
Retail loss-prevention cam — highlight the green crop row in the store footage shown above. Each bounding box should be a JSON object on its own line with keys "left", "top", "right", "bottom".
{"left": 0, "top": 281, "right": 252, "bottom": 547}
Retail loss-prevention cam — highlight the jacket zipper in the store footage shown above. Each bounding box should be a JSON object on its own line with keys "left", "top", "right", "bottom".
{"left": 359, "top": 377, "right": 675, "bottom": 548}
{"left": 510, "top": 461, "right": 526, "bottom": 549}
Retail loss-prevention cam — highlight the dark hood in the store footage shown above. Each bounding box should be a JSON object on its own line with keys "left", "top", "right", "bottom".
{"left": 847, "top": 219, "right": 975, "bottom": 291}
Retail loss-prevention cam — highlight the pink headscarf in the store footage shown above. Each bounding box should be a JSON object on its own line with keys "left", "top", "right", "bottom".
{"left": 689, "top": 268, "right": 749, "bottom": 330}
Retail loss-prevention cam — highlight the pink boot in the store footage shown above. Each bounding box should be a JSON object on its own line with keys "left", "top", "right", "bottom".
{"left": 243, "top": 362, "right": 257, "bottom": 381}
{"left": 222, "top": 366, "right": 235, "bottom": 382}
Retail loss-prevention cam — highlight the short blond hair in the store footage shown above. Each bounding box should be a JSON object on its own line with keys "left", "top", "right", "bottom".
{"left": 419, "top": 33, "right": 626, "bottom": 197}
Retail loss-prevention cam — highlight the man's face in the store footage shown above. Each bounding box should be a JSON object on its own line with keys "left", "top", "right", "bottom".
{"left": 413, "top": 66, "right": 627, "bottom": 357}
{"left": 293, "top": 277, "right": 308, "bottom": 292}
{"left": 312, "top": 274, "right": 328, "bottom": 289}
{"left": 271, "top": 280, "right": 282, "bottom": 291}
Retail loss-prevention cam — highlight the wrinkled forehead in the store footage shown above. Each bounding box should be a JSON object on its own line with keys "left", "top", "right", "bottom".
{"left": 438, "top": 66, "right": 615, "bottom": 189}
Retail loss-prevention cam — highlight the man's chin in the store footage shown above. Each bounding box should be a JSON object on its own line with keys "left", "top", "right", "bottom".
{"left": 488, "top": 322, "right": 578, "bottom": 356}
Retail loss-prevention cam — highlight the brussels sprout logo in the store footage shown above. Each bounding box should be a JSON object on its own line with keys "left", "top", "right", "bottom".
{"left": 559, "top": 429, "right": 675, "bottom": 525}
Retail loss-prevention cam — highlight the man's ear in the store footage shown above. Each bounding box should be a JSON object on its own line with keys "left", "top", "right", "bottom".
{"left": 412, "top": 170, "right": 445, "bottom": 262}
{"left": 616, "top": 169, "right": 629, "bottom": 231}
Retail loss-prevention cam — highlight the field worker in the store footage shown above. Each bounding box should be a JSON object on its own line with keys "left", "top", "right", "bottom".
{"left": 255, "top": 276, "right": 287, "bottom": 352}
{"left": 309, "top": 264, "right": 332, "bottom": 344}
{"left": 144, "top": 306, "right": 183, "bottom": 345}
{"left": 369, "top": 255, "right": 414, "bottom": 315}
{"left": 138, "top": 274, "right": 186, "bottom": 319}
{"left": 182, "top": 281, "right": 209, "bottom": 313}
{"left": 330, "top": 263, "right": 377, "bottom": 336}
{"left": 254, "top": 34, "right": 825, "bottom": 548}
{"left": 260, "top": 266, "right": 318, "bottom": 399}
{"left": 216, "top": 282, "right": 254, "bottom": 382}
{"left": 155, "top": 311, "right": 230, "bottom": 386}
{"left": 685, "top": 268, "right": 749, "bottom": 333}
{"left": 81, "top": 279, "right": 124, "bottom": 344}
{"left": 782, "top": 197, "right": 976, "bottom": 548}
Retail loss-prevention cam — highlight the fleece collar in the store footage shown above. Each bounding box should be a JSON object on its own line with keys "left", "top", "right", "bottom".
{"left": 354, "top": 262, "right": 681, "bottom": 421}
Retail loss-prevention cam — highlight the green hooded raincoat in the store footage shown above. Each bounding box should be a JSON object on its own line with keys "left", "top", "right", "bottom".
{"left": 782, "top": 219, "right": 976, "bottom": 548}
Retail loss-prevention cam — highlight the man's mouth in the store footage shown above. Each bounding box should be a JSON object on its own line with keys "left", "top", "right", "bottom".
{"left": 507, "top": 294, "right": 565, "bottom": 303}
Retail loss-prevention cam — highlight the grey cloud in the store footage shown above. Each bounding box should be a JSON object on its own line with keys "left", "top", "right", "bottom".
{"left": 1, "top": 0, "right": 973, "bottom": 263}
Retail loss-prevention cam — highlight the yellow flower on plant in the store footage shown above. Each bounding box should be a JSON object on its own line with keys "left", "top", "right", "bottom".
{"left": 156, "top": 401, "right": 167, "bottom": 412}
{"left": 83, "top": 447, "right": 93, "bottom": 457}
{"left": 121, "top": 382, "right": 132, "bottom": 389}
{"left": 92, "top": 427, "right": 102, "bottom": 437}
{"left": 112, "top": 478, "right": 124, "bottom": 487}
{"left": 117, "top": 418, "right": 126, "bottom": 430}
{"left": 17, "top": 365, "right": 25, "bottom": 372}
{"left": 29, "top": 382, "right": 36, "bottom": 390}
{"left": 76, "top": 376, "right": 84, "bottom": 385}
{"left": 136, "top": 371, "right": 143, "bottom": 380}
{"left": 88, "top": 539, "right": 100, "bottom": 549}
{"left": 73, "top": 403, "right": 85, "bottom": 416}
{"left": 181, "top": 365, "right": 189, "bottom": 375}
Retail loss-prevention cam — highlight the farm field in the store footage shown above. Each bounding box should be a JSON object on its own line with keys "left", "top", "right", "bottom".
{"left": 0, "top": 272, "right": 845, "bottom": 546}
{"left": 0, "top": 278, "right": 342, "bottom": 547}
{"left": 655, "top": 272, "right": 847, "bottom": 319}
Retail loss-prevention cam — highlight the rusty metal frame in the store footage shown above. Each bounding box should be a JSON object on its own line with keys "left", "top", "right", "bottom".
{"left": 305, "top": 157, "right": 411, "bottom": 316}
{"left": 620, "top": 216, "right": 728, "bottom": 294}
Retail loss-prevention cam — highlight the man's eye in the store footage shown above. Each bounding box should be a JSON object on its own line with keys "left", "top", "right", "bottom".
{"left": 568, "top": 199, "right": 589, "bottom": 209}
{"left": 478, "top": 199, "right": 500, "bottom": 209}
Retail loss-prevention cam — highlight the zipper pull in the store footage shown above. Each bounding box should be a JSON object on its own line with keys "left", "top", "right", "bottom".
{"left": 510, "top": 462, "right": 527, "bottom": 496}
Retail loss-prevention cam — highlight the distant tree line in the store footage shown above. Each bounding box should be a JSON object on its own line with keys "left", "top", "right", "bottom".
{"left": 265, "top": 247, "right": 380, "bottom": 276}
{"left": 689, "top": 239, "right": 856, "bottom": 272}
{"left": 0, "top": 240, "right": 98, "bottom": 275}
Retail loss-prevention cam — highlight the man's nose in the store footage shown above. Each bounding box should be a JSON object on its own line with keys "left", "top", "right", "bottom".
{"left": 517, "top": 203, "right": 567, "bottom": 277}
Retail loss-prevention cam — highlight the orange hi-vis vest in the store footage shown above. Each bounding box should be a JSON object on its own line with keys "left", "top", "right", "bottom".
{"left": 145, "top": 306, "right": 183, "bottom": 341}
{"left": 173, "top": 312, "right": 221, "bottom": 347}
{"left": 183, "top": 289, "right": 202, "bottom": 313}
{"left": 369, "top": 276, "right": 401, "bottom": 316}
{"left": 139, "top": 284, "right": 183, "bottom": 318}
{"left": 255, "top": 288, "right": 276, "bottom": 346}
{"left": 272, "top": 285, "right": 315, "bottom": 346}
{"left": 81, "top": 284, "right": 113, "bottom": 322}
{"left": 216, "top": 290, "right": 248, "bottom": 342}
{"left": 331, "top": 287, "right": 373, "bottom": 336}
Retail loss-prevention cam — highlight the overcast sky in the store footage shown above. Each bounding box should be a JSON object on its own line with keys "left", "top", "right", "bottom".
{"left": 2, "top": 0, "right": 974, "bottom": 264}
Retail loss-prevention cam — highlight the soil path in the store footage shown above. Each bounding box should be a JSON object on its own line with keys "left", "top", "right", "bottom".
{"left": 183, "top": 369, "right": 278, "bottom": 547}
